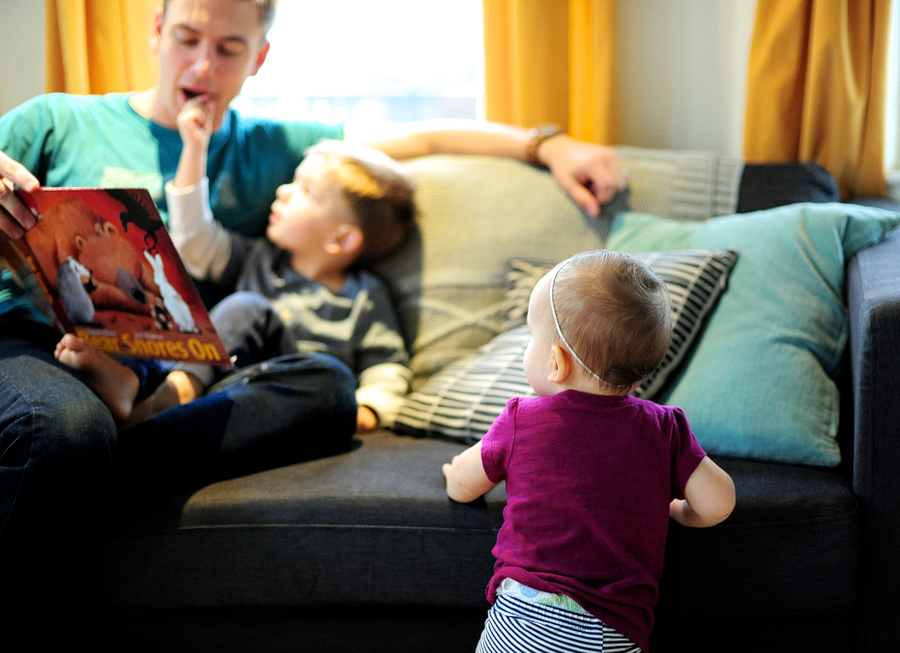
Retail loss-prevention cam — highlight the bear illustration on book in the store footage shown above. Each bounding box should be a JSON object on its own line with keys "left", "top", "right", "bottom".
{"left": 23, "top": 192, "right": 189, "bottom": 331}
{"left": 8, "top": 187, "right": 228, "bottom": 366}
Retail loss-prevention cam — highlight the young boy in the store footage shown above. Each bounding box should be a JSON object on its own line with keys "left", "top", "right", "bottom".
{"left": 442, "top": 250, "right": 735, "bottom": 653}
{"left": 56, "top": 98, "right": 415, "bottom": 434}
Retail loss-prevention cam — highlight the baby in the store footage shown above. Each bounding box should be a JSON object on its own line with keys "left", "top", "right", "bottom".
{"left": 56, "top": 98, "right": 415, "bottom": 435}
{"left": 442, "top": 250, "right": 735, "bottom": 653}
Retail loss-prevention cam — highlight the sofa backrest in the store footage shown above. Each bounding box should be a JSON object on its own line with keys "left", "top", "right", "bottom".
{"left": 615, "top": 146, "right": 744, "bottom": 220}
{"left": 373, "top": 147, "right": 750, "bottom": 385}
{"left": 371, "top": 154, "right": 596, "bottom": 382}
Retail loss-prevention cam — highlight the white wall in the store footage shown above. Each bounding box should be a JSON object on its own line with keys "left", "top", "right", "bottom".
{"left": 0, "top": 0, "right": 756, "bottom": 159}
{"left": 0, "top": 0, "right": 46, "bottom": 116}
{"left": 616, "top": 0, "right": 757, "bottom": 158}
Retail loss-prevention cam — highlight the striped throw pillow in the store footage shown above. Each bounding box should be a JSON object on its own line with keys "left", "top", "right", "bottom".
{"left": 393, "top": 249, "right": 738, "bottom": 442}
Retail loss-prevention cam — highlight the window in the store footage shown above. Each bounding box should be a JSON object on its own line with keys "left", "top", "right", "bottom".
{"left": 231, "top": 0, "right": 485, "bottom": 128}
{"left": 886, "top": 0, "right": 900, "bottom": 200}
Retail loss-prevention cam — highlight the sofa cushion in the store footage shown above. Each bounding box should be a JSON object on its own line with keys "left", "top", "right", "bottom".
{"left": 615, "top": 146, "right": 744, "bottom": 220}
{"left": 102, "top": 432, "right": 858, "bottom": 620}
{"left": 375, "top": 149, "right": 745, "bottom": 387}
{"left": 606, "top": 203, "right": 900, "bottom": 466}
{"left": 392, "top": 249, "right": 737, "bottom": 442}
{"left": 103, "top": 431, "right": 502, "bottom": 611}
{"left": 738, "top": 162, "right": 839, "bottom": 213}
{"left": 661, "top": 458, "right": 858, "bottom": 616}
{"left": 372, "top": 155, "right": 606, "bottom": 384}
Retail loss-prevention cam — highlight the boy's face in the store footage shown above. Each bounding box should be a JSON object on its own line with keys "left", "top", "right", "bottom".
{"left": 523, "top": 271, "right": 559, "bottom": 397}
{"left": 266, "top": 155, "right": 356, "bottom": 258}
{"left": 151, "top": 0, "right": 270, "bottom": 130}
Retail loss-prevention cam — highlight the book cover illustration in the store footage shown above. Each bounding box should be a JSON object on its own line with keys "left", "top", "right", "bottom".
{"left": 9, "top": 187, "right": 230, "bottom": 366}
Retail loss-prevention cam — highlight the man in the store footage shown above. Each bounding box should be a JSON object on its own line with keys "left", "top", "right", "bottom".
{"left": 0, "top": 0, "right": 627, "bottom": 613}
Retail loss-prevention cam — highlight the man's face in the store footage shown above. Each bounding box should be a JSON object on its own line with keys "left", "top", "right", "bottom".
{"left": 151, "top": 0, "right": 270, "bottom": 130}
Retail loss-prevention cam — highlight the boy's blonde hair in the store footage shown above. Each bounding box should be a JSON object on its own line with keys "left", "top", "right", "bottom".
{"left": 305, "top": 140, "right": 416, "bottom": 264}
{"left": 550, "top": 250, "right": 672, "bottom": 392}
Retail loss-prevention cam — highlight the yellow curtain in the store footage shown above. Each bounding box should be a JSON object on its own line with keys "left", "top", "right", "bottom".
{"left": 743, "top": 0, "right": 892, "bottom": 198}
{"left": 45, "top": 0, "right": 160, "bottom": 95}
{"left": 483, "top": 0, "right": 621, "bottom": 144}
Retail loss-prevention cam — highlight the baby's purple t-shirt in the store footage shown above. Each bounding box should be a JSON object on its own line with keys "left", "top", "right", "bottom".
{"left": 481, "top": 390, "right": 706, "bottom": 653}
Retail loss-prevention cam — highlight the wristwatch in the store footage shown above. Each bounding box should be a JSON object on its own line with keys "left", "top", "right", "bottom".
{"left": 525, "top": 123, "right": 566, "bottom": 166}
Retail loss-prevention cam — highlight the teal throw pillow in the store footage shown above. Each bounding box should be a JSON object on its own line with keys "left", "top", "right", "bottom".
{"left": 606, "top": 202, "right": 900, "bottom": 466}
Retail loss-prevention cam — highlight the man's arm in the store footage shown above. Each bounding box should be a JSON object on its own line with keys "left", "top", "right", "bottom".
{"left": 347, "top": 119, "right": 627, "bottom": 217}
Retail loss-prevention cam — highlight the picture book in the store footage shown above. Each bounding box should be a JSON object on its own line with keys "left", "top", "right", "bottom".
{"left": 1, "top": 187, "right": 230, "bottom": 366}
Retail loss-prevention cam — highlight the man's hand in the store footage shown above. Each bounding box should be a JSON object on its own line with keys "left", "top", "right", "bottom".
{"left": 0, "top": 149, "right": 40, "bottom": 239}
{"left": 538, "top": 135, "right": 628, "bottom": 217}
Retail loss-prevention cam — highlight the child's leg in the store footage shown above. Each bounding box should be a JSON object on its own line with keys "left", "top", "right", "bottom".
{"left": 118, "top": 351, "right": 358, "bottom": 485}
{"left": 54, "top": 334, "right": 202, "bottom": 428}
{"left": 123, "top": 370, "right": 204, "bottom": 428}
{"left": 54, "top": 333, "right": 140, "bottom": 423}
{"left": 173, "top": 291, "right": 299, "bottom": 390}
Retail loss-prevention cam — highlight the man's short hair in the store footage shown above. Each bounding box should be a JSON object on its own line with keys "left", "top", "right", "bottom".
{"left": 162, "top": 0, "right": 278, "bottom": 35}
{"left": 305, "top": 141, "right": 417, "bottom": 264}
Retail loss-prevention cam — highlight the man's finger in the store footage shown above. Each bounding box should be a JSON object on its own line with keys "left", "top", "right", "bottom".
{"left": 0, "top": 211, "right": 25, "bottom": 239}
{"left": 560, "top": 175, "right": 600, "bottom": 217}
{"left": 587, "top": 164, "right": 630, "bottom": 205}
{"left": 0, "top": 150, "right": 39, "bottom": 192}
{"left": 0, "top": 177, "right": 37, "bottom": 236}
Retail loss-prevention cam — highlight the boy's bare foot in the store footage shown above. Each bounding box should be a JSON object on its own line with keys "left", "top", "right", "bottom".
{"left": 122, "top": 370, "right": 203, "bottom": 428}
{"left": 55, "top": 333, "right": 139, "bottom": 423}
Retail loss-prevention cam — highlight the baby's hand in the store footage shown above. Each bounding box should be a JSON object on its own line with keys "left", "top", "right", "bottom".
{"left": 176, "top": 97, "right": 216, "bottom": 151}
{"left": 669, "top": 498, "right": 687, "bottom": 523}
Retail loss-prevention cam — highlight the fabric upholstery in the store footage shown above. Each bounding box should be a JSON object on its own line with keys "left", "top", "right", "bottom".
{"left": 370, "top": 155, "right": 605, "bottom": 383}
{"left": 393, "top": 249, "right": 737, "bottom": 441}
{"left": 738, "top": 162, "right": 840, "bottom": 212}
{"left": 372, "top": 147, "right": 745, "bottom": 386}
{"left": 99, "top": 153, "right": 900, "bottom": 653}
{"left": 846, "top": 227, "right": 900, "bottom": 653}
{"left": 103, "top": 432, "right": 858, "bottom": 620}
{"left": 607, "top": 204, "right": 900, "bottom": 466}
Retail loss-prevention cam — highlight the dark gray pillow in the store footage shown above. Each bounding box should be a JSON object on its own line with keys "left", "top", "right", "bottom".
{"left": 737, "top": 162, "right": 839, "bottom": 213}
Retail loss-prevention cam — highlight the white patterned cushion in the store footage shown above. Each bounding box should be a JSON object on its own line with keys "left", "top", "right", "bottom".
{"left": 393, "top": 248, "right": 738, "bottom": 441}
{"left": 371, "top": 155, "right": 610, "bottom": 384}
{"left": 616, "top": 146, "right": 744, "bottom": 221}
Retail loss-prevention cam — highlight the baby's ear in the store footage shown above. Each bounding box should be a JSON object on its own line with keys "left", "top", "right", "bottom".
{"left": 548, "top": 345, "right": 572, "bottom": 385}
{"left": 326, "top": 223, "right": 364, "bottom": 257}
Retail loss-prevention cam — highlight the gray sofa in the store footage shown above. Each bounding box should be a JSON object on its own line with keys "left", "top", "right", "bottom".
{"left": 98, "top": 150, "right": 900, "bottom": 653}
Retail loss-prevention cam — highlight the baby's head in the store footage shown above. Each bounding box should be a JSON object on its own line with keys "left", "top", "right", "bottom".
{"left": 526, "top": 250, "right": 672, "bottom": 396}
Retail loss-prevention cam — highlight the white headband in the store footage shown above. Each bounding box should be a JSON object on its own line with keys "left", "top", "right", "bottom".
{"left": 549, "top": 260, "right": 603, "bottom": 382}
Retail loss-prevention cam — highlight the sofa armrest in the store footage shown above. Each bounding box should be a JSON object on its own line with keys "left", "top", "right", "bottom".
{"left": 846, "top": 226, "right": 900, "bottom": 652}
